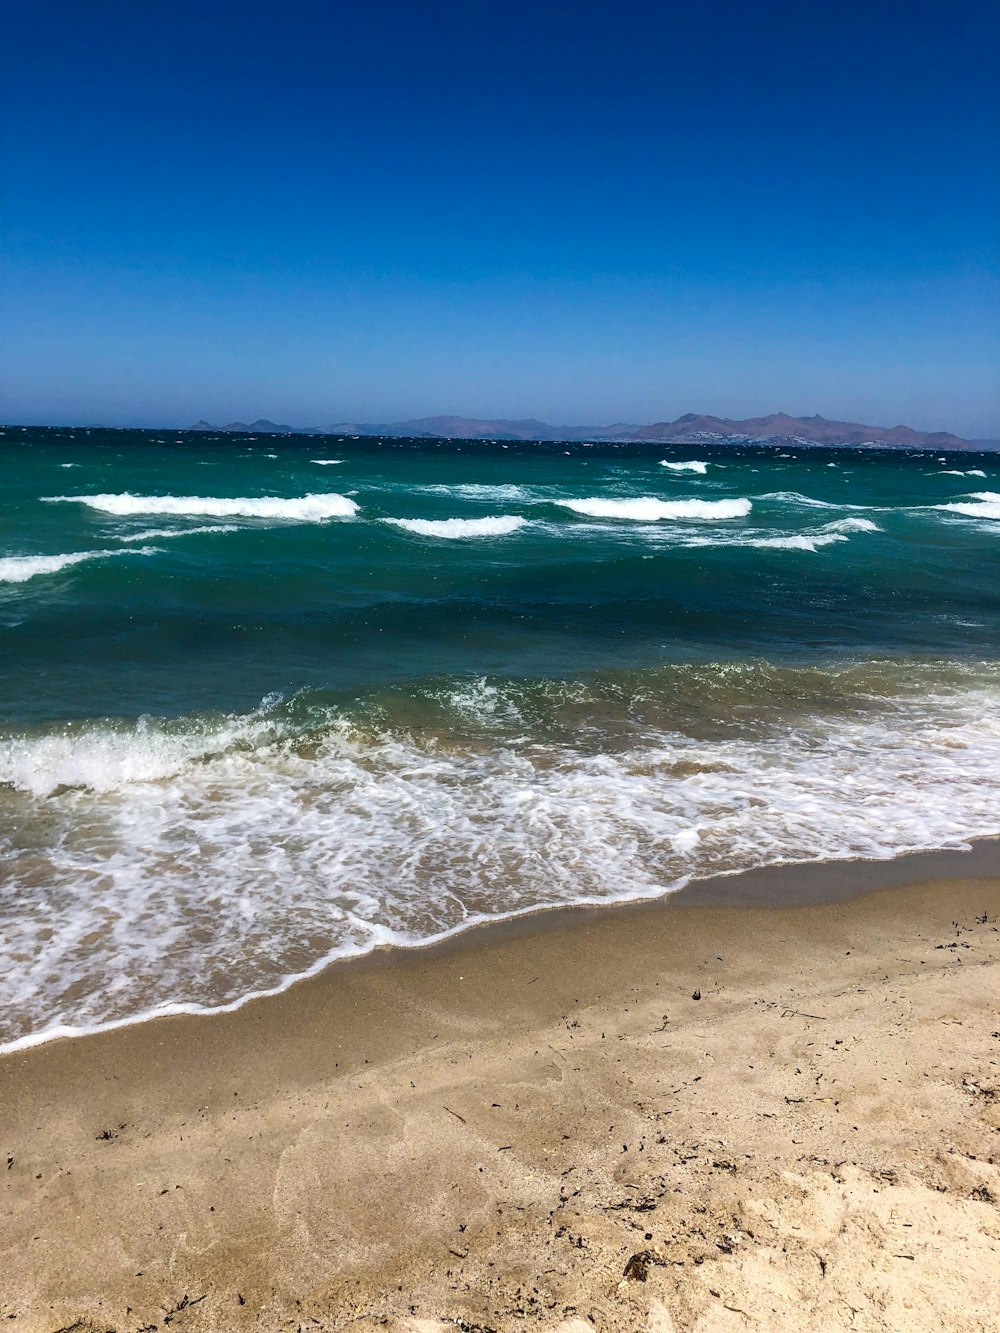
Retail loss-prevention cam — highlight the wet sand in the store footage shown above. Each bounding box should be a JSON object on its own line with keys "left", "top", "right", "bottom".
{"left": 2, "top": 847, "right": 999, "bottom": 1332}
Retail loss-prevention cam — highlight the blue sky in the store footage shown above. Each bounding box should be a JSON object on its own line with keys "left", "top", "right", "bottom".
{"left": 4, "top": 0, "right": 998, "bottom": 434}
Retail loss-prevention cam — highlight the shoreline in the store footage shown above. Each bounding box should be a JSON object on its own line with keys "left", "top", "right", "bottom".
{"left": 4, "top": 835, "right": 998, "bottom": 1059}
{"left": 2, "top": 847, "right": 999, "bottom": 1331}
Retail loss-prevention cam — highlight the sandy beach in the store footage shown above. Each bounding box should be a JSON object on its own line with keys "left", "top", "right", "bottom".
{"left": 2, "top": 848, "right": 999, "bottom": 1333}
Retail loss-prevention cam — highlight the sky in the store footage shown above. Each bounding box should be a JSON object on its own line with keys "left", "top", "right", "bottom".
{"left": 3, "top": 0, "right": 999, "bottom": 436}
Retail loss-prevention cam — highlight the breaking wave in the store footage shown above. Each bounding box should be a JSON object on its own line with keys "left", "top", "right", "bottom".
{"left": 0, "top": 547, "right": 160, "bottom": 584}
{"left": 382, "top": 515, "right": 528, "bottom": 539}
{"left": 556, "top": 497, "right": 751, "bottom": 521}
{"left": 2, "top": 661, "right": 999, "bottom": 1050}
{"left": 118, "top": 525, "right": 240, "bottom": 542}
{"left": 936, "top": 492, "right": 1000, "bottom": 521}
{"left": 45, "top": 492, "right": 360, "bottom": 521}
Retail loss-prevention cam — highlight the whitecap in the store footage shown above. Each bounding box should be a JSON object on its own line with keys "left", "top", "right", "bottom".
{"left": 311, "top": 459, "right": 344, "bottom": 465}
{"left": 688, "top": 518, "right": 878, "bottom": 553}
{"left": 935, "top": 491, "right": 1000, "bottom": 521}
{"left": 417, "top": 483, "right": 534, "bottom": 502}
{"left": 118, "top": 525, "right": 240, "bottom": 542}
{"left": 556, "top": 497, "right": 751, "bottom": 521}
{"left": 756, "top": 491, "right": 840, "bottom": 508}
{"left": 659, "top": 460, "right": 708, "bottom": 474}
{"left": 382, "top": 515, "right": 527, "bottom": 539}
{"left": 745, "top": 533, "right": 848, "bottom": 552}
{"left": 45, "top": 492, "right": 359, "bottom": 521}
{"left": 0, "top": 547, "right": 160, "bottom": 585}
{"left": 755, "top": 491, "right": 879, "bottom": 513}
{"left": 821, "top": 517, "right": 880, "bottom": 534}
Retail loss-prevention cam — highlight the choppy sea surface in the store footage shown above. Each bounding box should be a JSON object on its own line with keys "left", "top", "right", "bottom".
{"left": 2, "top": 425, "right": 999, "bottom": 1050}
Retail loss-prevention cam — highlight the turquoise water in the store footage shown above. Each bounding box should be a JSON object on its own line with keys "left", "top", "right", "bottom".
{"left": 2, "top": 425, "right": 998, "bottom": 1047}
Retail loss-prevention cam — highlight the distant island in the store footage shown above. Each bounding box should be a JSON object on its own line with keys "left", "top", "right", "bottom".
{"left": 187, "top": 411, "right": 973, "bottom": 449}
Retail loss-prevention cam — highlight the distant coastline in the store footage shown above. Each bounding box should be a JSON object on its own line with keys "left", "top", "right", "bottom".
{"left": 182, "top": 410, "right": 975, "bottom": 449}
{"left": 5, "top": 418, "right": 998, "bottom": 450}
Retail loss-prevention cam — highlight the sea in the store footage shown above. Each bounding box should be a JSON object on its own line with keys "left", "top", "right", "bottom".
{"left": 2, "top": 425, "right": 998, "bottom": 1051}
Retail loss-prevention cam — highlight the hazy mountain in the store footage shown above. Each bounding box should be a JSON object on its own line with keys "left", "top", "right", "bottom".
{"left": 189, "top": 412, "right": 973, "bottom": 448}
{"left": 188, "top": 418, "right": 322, "bottom": 434}
{"left": 613, "top": 412, "right": 971, "bottom": 448}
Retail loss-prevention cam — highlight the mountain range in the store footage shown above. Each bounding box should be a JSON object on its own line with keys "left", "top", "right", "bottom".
{"left": 187, "top": 412, "right": 972, "bottom": 449}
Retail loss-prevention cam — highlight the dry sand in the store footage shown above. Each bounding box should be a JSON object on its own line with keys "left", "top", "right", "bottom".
{"left": 2, "top": 853, "right": 999, "bottom": 1332}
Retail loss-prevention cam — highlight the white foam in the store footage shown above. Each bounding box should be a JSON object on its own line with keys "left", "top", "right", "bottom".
{"left": 417, "top": 483, "right": 534, "bottom": 502}
{"left": 936, "top": 491, "right": 1000, "bottom": 521}
{"left": 690, "top": 518, "right": 879, "bottom": 554}
{"left": 756, "top": 491, "right": 839, "bottom": 509}
{"left": 0, "top": 707, "right": 285, "bottom": 796}
{"left": 557, "top": 497, "right": 751, "bottom": 521}
{"left": 0, "top": 547, "right": 159, "bottom": 585}
{"left": 822, "top": 516, "right": 880, "bottom": 534}
{"left": 382, "top": 515, "right": 528, "bottom": 539}
{"left": 746, "top": 533, "right": 848, "bottom": 551}
{"left": 659, "top": 460, "right": 709, "bottom": 474}
{"left": 3, "top": 668, "right": 999, "bottom": 1051}
{"left": 756, "top": 491, "right": 881, "bottom": 514}
{"left": 118, "top": 525, "right": 240, "bottom": 542}
{"left": 940, "top": 468, "right": 987, "bottom": 478}
{"left": 311, "top": 459, "right": 344, "bottom": 465}
{"left": 45, "top": 492, "right": 359, "bottom": 521}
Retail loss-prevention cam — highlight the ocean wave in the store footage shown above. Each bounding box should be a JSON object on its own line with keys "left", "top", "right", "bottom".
{"left": 553, "top": 515, "right": 879, "bottom": 552}
{"left": 823, "top": 516, "right": 880, "bottom": 533}
{"left": 0, "top": 703, "right": 288, "bottom": 796}
{"left": 755, "top": 491, "right": 842, "bottom": 509}
{"left": 2, "top": 664, "right": 999, "bottom": 1049}
{"left": 939, "top": 469, "right": 987, "bottom": 478}
{"left": 935, "top": 491, "right": 1000, "bottom": 521}
{"left": 685, "top": 517, "right": 879, "bottom": 553}
{"left": 745, "top": 533, "right": 846, "bottom": 552}
{"left": 382, "top": 515, "right": 528, "bottom": 539}
{"left": 0, "top": 547, "right": 159, "bottom": 585}
{"left": 556, "top": 497, "right": 751, "bottom": 521}
{"left": 311, "top": 459, "right": 344, "bottom": 465}
{"left": 659, "top": 460, "right": 708, "bottom": 473}
{"left": 44, "top": 492, "right": 359, "bottom": 520}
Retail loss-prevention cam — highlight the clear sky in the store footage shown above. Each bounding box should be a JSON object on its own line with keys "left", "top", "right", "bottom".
{"left": 3, "top": 0, "right": 998, "bottom": 435}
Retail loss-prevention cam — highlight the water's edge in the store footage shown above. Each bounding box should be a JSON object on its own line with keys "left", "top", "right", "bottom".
{"left": 4, "top": 835, "right": 995, "bottom": 1060}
